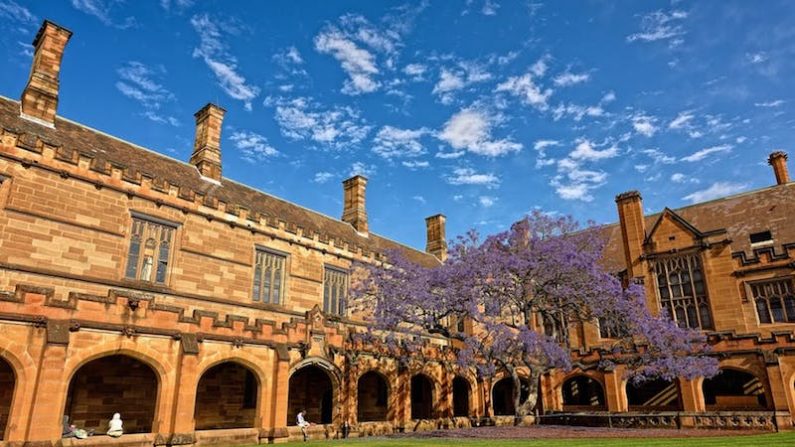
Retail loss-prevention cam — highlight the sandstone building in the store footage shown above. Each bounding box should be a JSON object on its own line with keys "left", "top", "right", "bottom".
{"left": 1, "top": 20, "right": 794, "bottom": 447}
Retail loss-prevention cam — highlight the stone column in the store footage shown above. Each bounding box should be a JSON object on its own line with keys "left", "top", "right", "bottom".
{"left": 765, "top": 356, "right": 793, "bottom": 429}
{"left": 604, "top": 369, "right": 627, "bottom": 412}
{"left": 678, "top": 377, "right": 703, "bottom": 428}
{"left": 167, "top": 348, "right": 199, "bottom": 444}
{"left": 23, "top": 343, "right": 68, "bottom": 443}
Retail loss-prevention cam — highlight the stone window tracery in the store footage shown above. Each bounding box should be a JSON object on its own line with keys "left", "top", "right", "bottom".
{"left": 323, "top": 267, "right": 349, "bottom": 316}
{"left": 751, "top": 278, "right": 795, "bottom": 324}
{"left": 252, "top": 249, "right": 286, "bottom": 304}
{"left": 125, "top": 215, "right": 175, "bottom": 284}
{"left": 652, "top": 253, "right": 713, "bottom": 330}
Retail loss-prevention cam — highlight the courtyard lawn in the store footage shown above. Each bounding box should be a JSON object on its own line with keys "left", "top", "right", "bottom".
{"left": 263, "top": 431, "right": 795, "bottom": 447}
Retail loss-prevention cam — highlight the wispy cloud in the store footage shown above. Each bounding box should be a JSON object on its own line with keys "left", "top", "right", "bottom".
{"left": 0, "top": 1, "right": 37, "bottom": 29}
{"left": 350, "top": 161, "right": 377, "bottom": 178}
{"left": 755, "top": 99, "right": 784, "bottom": 108}
{"left": 479, "top": 195, "right": 497, "bottom": 207}
{"left": 553, "top": 70, "right": 590, "bottom": 87}
{"left": 432, "top": 62, "right": 493, "bottom": 104}
{"left": 642, "top": 148, "right": 676, "bottom": 164}
{"left": 372, "top": 126, "right": 429, "bottom": 159}
{"left": 568, "top": 139, "right": 619, "bottom": 161}
{"left": 267, "top": 96, "right": 371, "bottom": 150}
{"left": 681, "top": 144, "right": 732, "bottom": 162}
{"left": 313, "top": 171, "right": 334, "bottom": 184}
{"left": 627, "top": 9, "right": 688, "bottom": 46}
{"left": 446, "top": 167, "right": 500, "bottom": 187}
{"left": 495, "top": 70, "right": 552, "bottom": 111}
{"left": 438, "top": 108, "right": 522, "bottom": 157}
{"left": 115, "top": 61, "right": 179, "bottom": 126}
{"left": 682, "top": 181, "right": 748, "bottom": 203}
{"left": 315, "top": 26, "right": 380, "bottom": 95}
{"left": 70, "top": 0, "right": 135, "bottom": 28}
{"left": 190, "top": 14, "right": 260, "bottom": 110}
{"left": 402, "top": 160, "right": 429, "bottom": 169}
{"left": 229, "top": 131, "right": 279, "bottom": 163}
{"left": 160, "top": 0, "right": 193, "bottom": 12}
{"left": 632, "top": 114, "right": 658, "bottom": 137}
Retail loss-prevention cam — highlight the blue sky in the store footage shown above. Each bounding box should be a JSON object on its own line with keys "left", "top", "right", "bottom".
{"left": 1, "top": 1, "right": 793, "bottom": 250}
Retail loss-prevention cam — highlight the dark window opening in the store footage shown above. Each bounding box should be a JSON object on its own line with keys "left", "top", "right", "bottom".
{"left": 750, "top": 231, "right": 773, "bottom": 245}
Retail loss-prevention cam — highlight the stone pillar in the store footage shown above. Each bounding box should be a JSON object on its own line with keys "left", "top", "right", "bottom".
{"left": 168, "top": 351, "right": 199, "bottom": 443}
{"left": 678, "top": 378, "right": 703, "bottom": 428}
{"left": 604, "top": 370, "right": 627, "bottom": 412}
{"left": 396, "top": 367, "right": 410, "bottom": 430}
{"left": 765, "top": 357, "right": 793, "bottom": 429}
{"left": 21, "top": 20, "right": 72, "bottom": 126}
{"left": 23, "top": 343, "right": 68, "bottom": 443}
{"left": 268, "top": 348, "right": 291, "bottom": 442}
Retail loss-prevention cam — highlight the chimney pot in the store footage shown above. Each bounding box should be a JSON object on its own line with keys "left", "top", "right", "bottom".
{"left": 20, "top": 20, "right": 72, "bottom": 126}
{"left": 768, "top": 151, "right": 790, "bottom": 185}
{"left": 615, "top": 190, "right": 645, "bottom": 278}
{"left": 342, "top": 176, "right": 368, "bottom": 235}
{"left": 425, "top": 214, "right": 448, "bottom": 262}
{"left": 190, "top": 103, "right": 226, "bottom": 182}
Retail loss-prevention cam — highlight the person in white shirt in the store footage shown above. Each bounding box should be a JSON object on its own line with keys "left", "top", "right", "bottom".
{"left": 296, "top": 410, "right": 310, "bottom": 442}
{"left": 107, "top": 413, "right": 123, "bottom": 437}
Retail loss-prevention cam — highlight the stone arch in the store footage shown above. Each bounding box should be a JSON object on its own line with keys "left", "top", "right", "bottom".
{"left": 491, "top": 375, "right": 531, "bottom": 416}
{"left": 195, "top": 361, "right": 260, "bottom": 430}
{"left": 625, "top": 378, "right": 682, "bottom": 411}
{"left": 410, "top": 373, "right": 436, "bottom": 420}
{"left": 452, "top": 376, "right": 472, "bottom": 417}
{"left": 702, "top": 367, "right": 770, "bottom": 410}
{"left": 65, "top": 354, "right": 159, "bottom": 434}
{"left": 288, "top": 358, "right": 339, "bottom": 426}
{"left": 357, "top": 370, "right": 390, "bottom": 422}
{"left": 0, "top": 356, "right": 15, "bottom": 440}
{"left": 561, "top": 374, "right": 606, "bottom": 411}
{"left": 0, "top": 336, "right": 36, "bottom": 442}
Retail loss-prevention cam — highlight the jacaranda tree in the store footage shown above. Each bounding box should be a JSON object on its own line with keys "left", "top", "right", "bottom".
{"left": 350, "top": 211, "right": 718, "bottom": 418}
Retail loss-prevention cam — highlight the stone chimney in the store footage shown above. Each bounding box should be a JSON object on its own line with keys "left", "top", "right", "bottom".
{"left": 615, "top": 191, "right": 646, "bottom": 278}
{"left": 20, "top": 20, "right": 72, "bottom": 127}
{"left": 190, "top": 103, "right": 226, "bottom": 182}
{"left": 342, "top": 176, "right": 368, "bottom": 235}
{"left": 425, "top": 214, "right": 448, "bottom": 262}
{"left": 768, "top": 151, "right": 790, "bottom": 186}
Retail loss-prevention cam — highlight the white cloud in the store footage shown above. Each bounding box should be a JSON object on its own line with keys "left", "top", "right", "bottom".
{"left": 568, "top": 139, "right": 619, "bottom": 161}
{"left": 632, "top": 114, "right": 658, "bottom": 137}
{"left": 190, "top": 14, "right": 260, "bottom": 110}
{"left": 412, "top": 195, "right": 427, "bottom": 204}
{"left": 530, "top": 55, "right": 549, "bottom": 77}
{"left": 438, "top": 108, "right": 522, "bottom": 157}
{"left": 482, "top": 0, "right": 500, "bottom": 15}
{"left": 642, "top": 148, "right": 676, "bottom": 164}
{"left": 273, "top": 46, "right": 307, "bottom": 77}
{"left": 229, "top": 131, "right": 279, "bottom": 163}
{"left": 160, "top": 0, "right": 193, "bottom": 11}
{"left": 115, "top": 61, "right": 179, "bottom": 126}
{"left": 552, "top": 103, "right": 605, "bottom": 121}
{"left": 70, "top": 0, "right": 135, "bottom": 28}
{"left": 550, "top": 151, "right": 609, "bottom": 202}
{"left": 680, "top": 144, "right": 732, "bottom": 162}
{"left": 479, "top": 196, "right": 497, "bottom": 207}
{"left": 432, "top": 62, "right": 492, "bottom": 103}
{"left": 0, "top": 1, "right": 37, "bottom": 27}
{"left": 534, "top": 140, "right": 560, "bottom": 151}
{"left": 372, "top": 126, "right": 428, "bottom": 159}
{"left": 403, "top": 63, "right": 426, "bottom": 79}
{"left": 313, "top": 172, "right": 334, "bottom": 184}
{"left": 670, "top": 173, "right": 698, "bottom": 184}
{"left": 634, "top": 164, "right": 649, "bottom": 173}
{"left": 268, "top": 96, "right": 371, "bottom": 150}
{"left": 433, "top": 69, "right": 465, "bottom": 94}
{"left": 446, "top": 167, "right": 499, "bottom": 187}
{"left": 682, "top": 182, "right": 748, "bottom": 203}
{"left": 746, "top": 52, "right": 768, "bottom": 64}
{"left": 315, "top": 27, "right": 380, "bottom": 95}
{"left": 755, "top": 99, "right": 784, "bottom": 108}
{"left": 495, "top": 72, "right": 552, "bottom": 110}
{"left": 669, "top": 111, "right": 694, "bottom": 129}
{"left": 627, "top": 9, "right": 688, "bottom": 45}
{"left": 402, "top": 160, "right": 429, "bottom": 169}
{"left": 553, "top": 71, "right": 590, "bottom": 87}
{"left": 601, "top": 91, "right": 616, "bottom": 103}
{"left": 350, "top": 162, "right": 377, "bottom": 178}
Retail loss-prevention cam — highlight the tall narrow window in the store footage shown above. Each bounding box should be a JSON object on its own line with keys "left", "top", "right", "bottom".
{"left": 751, "top": 278, "right": 795, "bottom": 324}
{"left": 652, "top": 254, "right": 713, "bottom": 330}
{"left": 252, "top": 249, "right": 286, "bottom": 304}
{"left": 125, "top": 215, "right": 175, "bottom": 284}
{"left": 323, "top": 267, "right": 349, "bottom": 316}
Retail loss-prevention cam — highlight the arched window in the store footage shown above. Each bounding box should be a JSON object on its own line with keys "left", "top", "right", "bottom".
{"left": 452, "top": 377, "right": 471, "bottom": 417}
{"left": 492, "top": 377, "right": 530, "bottom": 416}
{"left": 626, "top": 378, "right": 681, "bottom": 411}
{"left": 0, "top": 358, "right": 15, "bottom": 440}
{"left": 288, "top": 365, "right": 334, "bottom": 425}
{"left": 66, "top": 355, "right": 158, "bottom": 434}
{"left": 195, "top": 362, "right": 259, "bottom": 429}
{"left": 562, "top": 375, "right": 606, "bottom": 411}
{"left": 703, "top": 369, "right": 768, "bottom": 410}
{"left": 357, "top": 371, "right": 389, "bottom": 422}
{"left": 410, "top": 374, "right": 435, "bottom": 419}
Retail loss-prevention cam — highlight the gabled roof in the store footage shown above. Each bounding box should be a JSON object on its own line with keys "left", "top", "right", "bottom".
{"left": 0, "top": 96, "right": 440, "bottom": 268}
{"left": 643, "top": 207, "right": 705, "bottom": 245}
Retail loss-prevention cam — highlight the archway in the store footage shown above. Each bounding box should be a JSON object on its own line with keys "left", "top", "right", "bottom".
{"left": 452, "top": 376, "right": 470, "bottom": 417}
{"left": 626, "top": 378, "right": 682, "bottom": 411}
{"left": 703, "top": 369, "right": 769, "bottom": 410}
{"left": 562, "top": 375, "right": 606, "bottom": 411}
{"left": 492, "top": 377, "right": 530, "bottom": 416}
{"left": 410, "top": 374, "right": 435, "bottom": 419}
{"left": 288, "top": 365, "right": 334, "bottom": 425}
{"left": 65, "top": 355, "right": 158, "bottom": 434}
{"left": 0, "top": 357, "right": 14, "bottom": 440}
{"left": 357, "top": 371, "right": 389, "bottom": 422}
{"left": 195, "top": 362, "right": 259, "bottom": 429}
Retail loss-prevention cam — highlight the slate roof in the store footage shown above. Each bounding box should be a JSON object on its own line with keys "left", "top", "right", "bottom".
{"left": 0, "top": 96, "right": 440, "bottom": 268}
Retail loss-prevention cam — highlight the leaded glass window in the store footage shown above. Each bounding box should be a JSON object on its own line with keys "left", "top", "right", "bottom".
{"left": 751, "top": 279, "right": 795, "bottom": 324}
{"left": 252, "top": 249, "right": 286, "bottom": 304}
{"left": 125, "top": 216, "right": 175, "bottom": 284}
{"left": 323, "top": 267, "right": 348, "bottom": 316}
{"left": 652, "top": 253, "right": 713, "bottom": 330}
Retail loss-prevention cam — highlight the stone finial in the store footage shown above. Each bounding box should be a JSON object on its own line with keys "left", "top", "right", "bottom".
{"left": 20, "top": 20, "right": 73, "bottom": 126}
{"left": 342, "top": 175, "right": 368, "bottom": 235}
{"left": 425, "top": 214, "right": 448, "bottom": 262}
{"left": 768, "top": 151, "right": 790, "bottom": 186}
{"left": 190, "top": 103, "right": 226, "bottom": 182}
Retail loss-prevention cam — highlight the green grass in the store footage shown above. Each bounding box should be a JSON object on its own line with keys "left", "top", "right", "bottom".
{"left": 258, "top": 432, "right": 795, "bottom": 447}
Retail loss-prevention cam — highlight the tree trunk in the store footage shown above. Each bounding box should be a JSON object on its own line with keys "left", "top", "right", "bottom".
{"left": 514, "top": 368, "right": 541, "bottom": 418}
